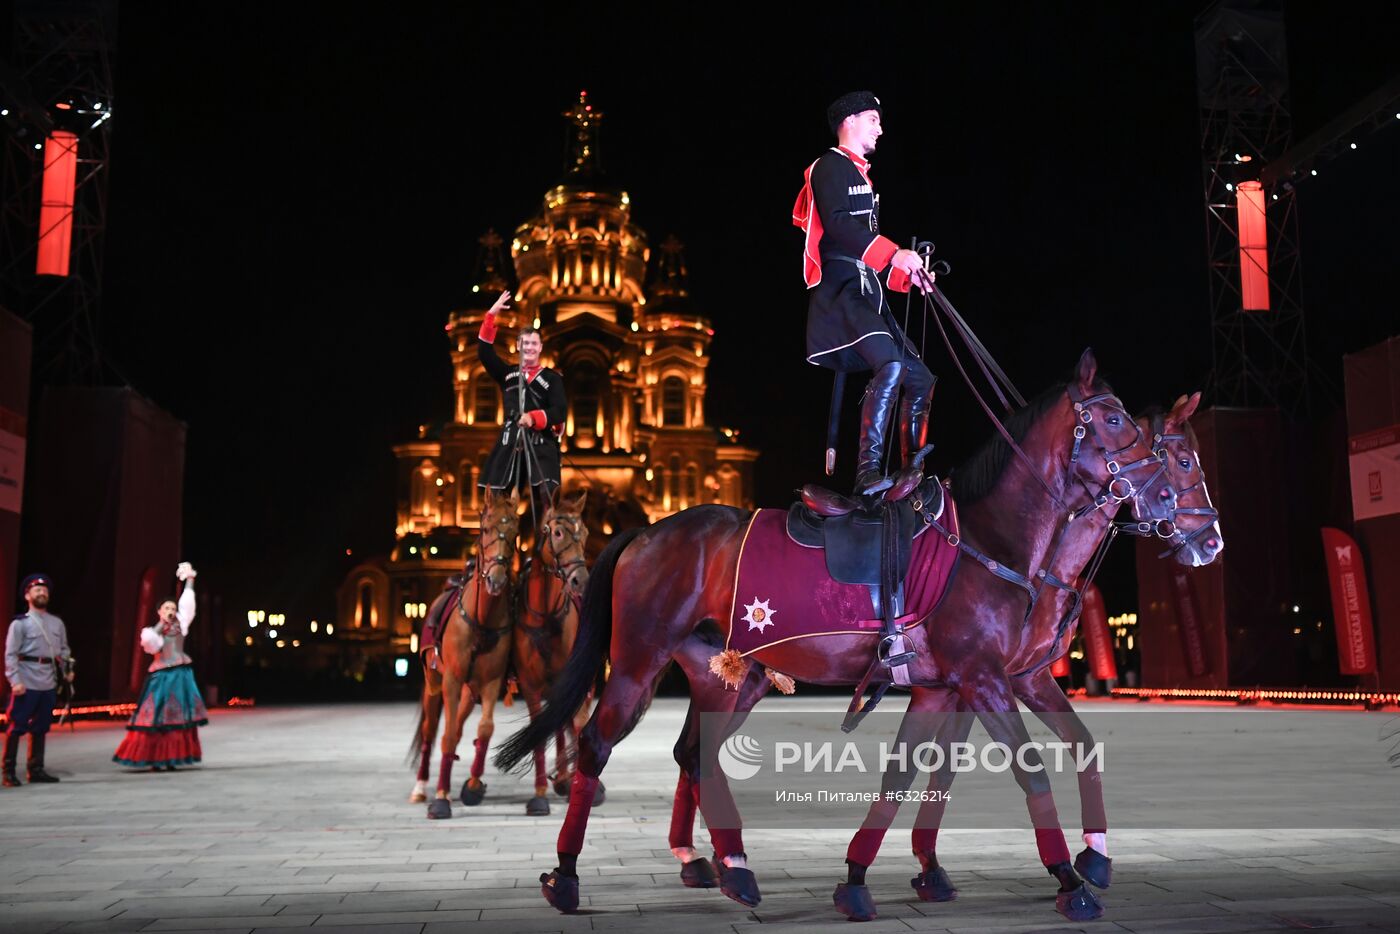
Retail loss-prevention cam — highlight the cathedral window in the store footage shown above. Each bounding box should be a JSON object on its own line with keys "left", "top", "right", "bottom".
{"left": 474, "top": 379, "right": 499, "bottom": 425}
{"left": 662, "top": 376, "right": 686, "bottom": 427}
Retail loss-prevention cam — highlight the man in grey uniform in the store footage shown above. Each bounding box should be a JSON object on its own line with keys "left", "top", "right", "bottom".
{"left": 4, "top": 573, "right": 72, "bottom": 787}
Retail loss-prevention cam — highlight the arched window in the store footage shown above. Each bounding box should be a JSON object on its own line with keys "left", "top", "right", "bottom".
{"left": 474, "top": 378, "right": 499, "bottom": 425}
{"left": 684, "top": 463, "right": 699, "bottom": 508}
{"left": 570, "top": 359, "right": 604, "bottom": 445}
{"left": 662, "top": 376, "right": 686, "bottom": 427}
{"left": 356, "top": 580, "right": 374, "bottom": 629}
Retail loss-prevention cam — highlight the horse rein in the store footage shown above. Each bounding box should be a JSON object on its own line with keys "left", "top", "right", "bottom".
{"left": 1112, "top": 414, "right": 1221, "bottom": 559}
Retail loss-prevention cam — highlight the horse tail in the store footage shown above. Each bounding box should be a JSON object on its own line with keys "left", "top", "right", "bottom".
{"left": 406, "top": 682, "right": 442, "bottom": 769}
{"left": 494, "top": 527, "right": 642, "bottom": 773}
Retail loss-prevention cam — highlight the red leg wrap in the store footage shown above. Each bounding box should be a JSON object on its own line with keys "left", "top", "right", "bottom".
{"left": 668, "top": 771, "right": 699, "bottom": 850}
{"left": 470, "top": 736, "right": 489, "bottom": 780}
{"left": 557, "top": 773, "right": 599, "bottom": 855}
{"left": 708, "top": 827, "right": 744, "bottom": 860}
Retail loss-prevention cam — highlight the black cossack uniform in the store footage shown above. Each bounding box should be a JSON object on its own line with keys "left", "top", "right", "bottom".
{"left": 476, "top": 340, "right": 567, "bottom": 492}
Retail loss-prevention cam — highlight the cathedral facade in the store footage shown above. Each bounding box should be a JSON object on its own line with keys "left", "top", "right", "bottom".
{"left": 334, "top": 94, "right": 759, "bottom": 665}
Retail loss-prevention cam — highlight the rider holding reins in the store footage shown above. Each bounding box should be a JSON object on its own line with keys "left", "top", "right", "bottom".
{"left": 794, "top": 91, "right": 938, "bottom": 496}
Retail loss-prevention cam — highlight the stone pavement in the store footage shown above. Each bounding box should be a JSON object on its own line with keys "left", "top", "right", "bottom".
{"left": 0, "top": 698, "right": 1397, "bottom": 934}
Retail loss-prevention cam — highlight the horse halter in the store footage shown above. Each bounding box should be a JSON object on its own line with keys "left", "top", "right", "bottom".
{"left": 476, "top": 507, "right": 518, "bottom": 588}
{"left": 1119, "top": 414, "right": 1221, "bottom": 559}
{"left": 1063, "top": 386, "right": 1161, "bottom": 521}
{"left": 542, "top": 511, "right": 588, "bottom": 585}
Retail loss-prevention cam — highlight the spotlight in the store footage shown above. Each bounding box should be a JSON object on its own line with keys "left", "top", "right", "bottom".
{"left": 1225, "top": 183, "right": 1234, "bottom": 191}
{"left": 1349, "top": 142, "right": 1357, "bottom": 150}
{"left": 1310, "top": 169, "right": 1318, "bottom": 176}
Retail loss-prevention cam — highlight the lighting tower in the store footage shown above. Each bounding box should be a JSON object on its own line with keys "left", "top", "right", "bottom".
{"left": 0, "top": 0, "right": 117, "bottom": 384}
{"left": 1194, "top": 1, "right": 1312, "bottom": 413}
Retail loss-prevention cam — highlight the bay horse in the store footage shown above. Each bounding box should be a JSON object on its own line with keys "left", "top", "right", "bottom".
{"left": 410, "top": 489, "right": 519, "bottom": 819}
{"left": 511, "top": 489, "right": 594, "bottom": 815}
{"left": 652, "top": 391, "right": 1224, "bottom": 915}
{"left": 496, "top": 350, "right": 1219, "bottom": 918}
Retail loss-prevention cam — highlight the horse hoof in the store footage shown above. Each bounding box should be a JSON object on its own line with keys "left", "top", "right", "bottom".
{"left": 833, "top": 882, "right": 878, "bottom": 921}
{"left": 719, "top": 864, "right": 761, "bottom": 907}
{"left": 540, "top": 870, "right": 580, "bottom": 913}
{"left": 1075, "top": 846, "right": 1113, "bottom": 889}
{"left": 911, "top": 866, "right": 958, "bottom": 902}
{"left": 592, "top": 781, "right": 606, "bottom": 806}
{"left": 426, "top": 797, "right": 452, "bottom": 820}
{"left": 526, "top": 795, "right": 551, "bottom": 816}
{"left": 1056, "top": 883, "right": 1104, "bottom": 922}
{"left": 460, "top": 780, "right": 487, "bottom": 806}
{"left": 409, "top": 790, "right": 426, "bottom": 804}
{"left": 680, "top": 857, "right": 720, "bottom": 888}
{"left": 553, "top": 775, "right": 572, "bottom": 797}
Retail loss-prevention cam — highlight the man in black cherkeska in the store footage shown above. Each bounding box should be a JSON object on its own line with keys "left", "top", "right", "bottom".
{"left": 793, "top": 91, "right": 937, "bottom": 496}
{"left": 477, "top": 290, "right": 567, "bottom": 518}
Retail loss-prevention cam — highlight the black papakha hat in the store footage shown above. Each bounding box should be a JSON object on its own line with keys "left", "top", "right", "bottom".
{"left": 827, "top": 91, "right": 882, "bottom": 134}
{"left": 21, "top": 572, "right": 51, "bottom": 594}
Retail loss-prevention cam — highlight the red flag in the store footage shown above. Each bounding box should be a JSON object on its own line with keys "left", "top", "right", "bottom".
{"left": 1081, "top": 584, "right": 1118, "bottom": 682}
{"left": 1171, "top": 569, "right": 1210, "bottom": 677}
{"left": 1321, "top": 528, "right": 1378, "bottom": 675}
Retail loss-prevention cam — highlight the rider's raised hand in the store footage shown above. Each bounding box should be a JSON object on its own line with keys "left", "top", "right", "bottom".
{"left": 489, "top": 290, "right": 512, "bottom": 316}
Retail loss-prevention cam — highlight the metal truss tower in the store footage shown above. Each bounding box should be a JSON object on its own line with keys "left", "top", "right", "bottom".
{"left": 0, "top": 0, "right": 117, "bottom": 384}
{"left": 1194, "top": 1, "right": 1312, "bottom": 413}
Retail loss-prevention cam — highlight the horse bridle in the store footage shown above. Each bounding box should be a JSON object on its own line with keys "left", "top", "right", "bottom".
{"left": 542, "top": 512, "right": 589, "bottom": 587}
{"left": 1112, "top": 414, "right": 1220, "bottom": 559}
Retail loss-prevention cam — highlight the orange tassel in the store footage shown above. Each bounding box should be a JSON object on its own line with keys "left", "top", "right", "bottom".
{"left": 765, "top": 668, "right": 796, "bottom": 695}
{"left": 708, "top": 649, "right": 748, "bottom": 690}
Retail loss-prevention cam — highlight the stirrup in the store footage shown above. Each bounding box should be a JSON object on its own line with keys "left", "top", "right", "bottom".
{"left": 878, "top": 632, "right": 916, "bottom": 669}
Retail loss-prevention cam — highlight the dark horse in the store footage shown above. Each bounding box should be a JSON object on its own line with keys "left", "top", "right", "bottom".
{"left": 657, "top": 391, "right": 1224, "bottom": 920}
{"left": 511, "top": 489, "right": 595, "bottom": 815}
{"left": 496, "top": 350, "right": 1222, "bottom": 919}
{"left": 409, "top": 490, "right": 519, "bottom": 818}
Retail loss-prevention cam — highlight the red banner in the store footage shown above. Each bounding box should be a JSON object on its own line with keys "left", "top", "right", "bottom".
{"left": 1171, "top": 569, "right": 1210, "bottom": 676}
{"left": 129, "top": 566, "right": 159, "bottom": 693}
{"left": 1321, "top": 528, "right": 1378, "bottom": 675}
{"left": 1051, "top": 652, "right": 1071, "bottom": 679}
{"left": 1080, "top": 583, "right": 1118, "bottom": 682}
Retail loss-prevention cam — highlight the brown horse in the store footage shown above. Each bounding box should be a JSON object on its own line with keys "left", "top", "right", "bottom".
{"left": 496, "top": 350, "right": 1221, "bottom": 917}
{"left": 511, "top": 489, "right": 593, "bottom": 815}
{"left": 413, "top": 489, "right": 519, "bottom": 820}
{"left": 656, "top": 393, "right": 1224, "bottom": 911}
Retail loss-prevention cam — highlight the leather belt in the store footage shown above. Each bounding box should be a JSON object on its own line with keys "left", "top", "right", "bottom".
{"left": 18, "top": 655, "right": 57, "bottom": 664}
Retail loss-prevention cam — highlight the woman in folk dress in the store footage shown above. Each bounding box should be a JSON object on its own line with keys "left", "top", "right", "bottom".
{"left": 113, "top": 562, "right": 208, "bottom": 771}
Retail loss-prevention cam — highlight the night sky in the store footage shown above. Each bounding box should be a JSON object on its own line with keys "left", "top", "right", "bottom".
{"left": 80, "top": 3, "right": 1400, "bottom": 624}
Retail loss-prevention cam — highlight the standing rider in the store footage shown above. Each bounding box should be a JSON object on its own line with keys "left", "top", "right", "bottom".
{"left": 793, "top": 91, "right": 937, "bottom": 496}
{"left": 477, "top": 289, "right": 568, "bottom": 523}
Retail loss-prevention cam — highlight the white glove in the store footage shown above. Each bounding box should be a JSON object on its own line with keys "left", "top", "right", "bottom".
{"left": 176, "top": 562, "right": 197, "bottom": 581}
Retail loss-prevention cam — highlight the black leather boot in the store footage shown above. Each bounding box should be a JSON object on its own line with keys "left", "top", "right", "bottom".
{"left": 853, "top": 361, "right": 903, "bottom": 496}
{"left": 27, "top": 733, "right": 59, "bottom": 783}
{"left": 2, "top": 732, "right": 21, "bottom": 787}
{"left": 884, "top": 393, "right": 934, "bottom": 501}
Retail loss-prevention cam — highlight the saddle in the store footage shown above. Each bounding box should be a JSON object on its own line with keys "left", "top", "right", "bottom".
{"left": 786, "top": 476, "right": 943, "bottom": 587}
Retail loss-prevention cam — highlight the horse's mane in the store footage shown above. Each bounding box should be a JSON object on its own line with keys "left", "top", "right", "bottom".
{"left": 950, "top": 377, "right": 1113, "bottom": 506}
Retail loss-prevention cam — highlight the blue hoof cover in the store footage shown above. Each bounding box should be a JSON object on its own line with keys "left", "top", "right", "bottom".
{"left": 426, "top": 797, "right": 452, "bottom": 820}
{"left": 719, "top": 864, "right": 761, "bottom": 907}
{"left": 680, "top": 857, "right": 720, "bottom": 888}
{"left": 525, "top": 795, "right": 551, "bottom": 816}
{"left": 911, "top": 865, "right": 958, "bottom": 902}
{"left": 1075, "top": 846, "right": 1113, "bottom": 888}
{"left": 460, "top": 780, "right": 486, "bottom": 806}
{"left": 833, "top": 882, "right": 878, "bottom": 921}
{"left": 1056, "top": 882, "right": 1105, "bottom": 921}
{"left": 540, "top": 870, "right": 580, "bottom": 913}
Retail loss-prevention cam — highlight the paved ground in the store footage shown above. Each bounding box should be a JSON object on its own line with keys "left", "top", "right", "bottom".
{"left": 1, "top": 698, "right": 1397, "bottom": 934}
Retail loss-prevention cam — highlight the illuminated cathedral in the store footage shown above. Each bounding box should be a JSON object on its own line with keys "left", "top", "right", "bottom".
{"left": 335, "top": 93, "right": 759, "bottom": 658}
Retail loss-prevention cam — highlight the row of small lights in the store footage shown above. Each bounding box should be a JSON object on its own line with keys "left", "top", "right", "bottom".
{"left": 244, "top": 609, "right": 332, "bottom": 649}
{"left": 1110, "top": 687, "right": 1399, "bottom": 706}
{"left": 1224, "top": 125, "right": 1384, "bottom": 200}
{"left": 2, "top": 101, "right": 112, "bottom": 147}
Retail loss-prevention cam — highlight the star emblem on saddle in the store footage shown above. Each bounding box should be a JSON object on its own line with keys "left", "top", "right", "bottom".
{"left": 743, "top": 598, "right": 777, "bottom": 633}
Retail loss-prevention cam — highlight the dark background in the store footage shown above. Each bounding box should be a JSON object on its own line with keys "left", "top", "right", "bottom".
{"left": 70, "top": 2, "right": 1400, "bottom": 625}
